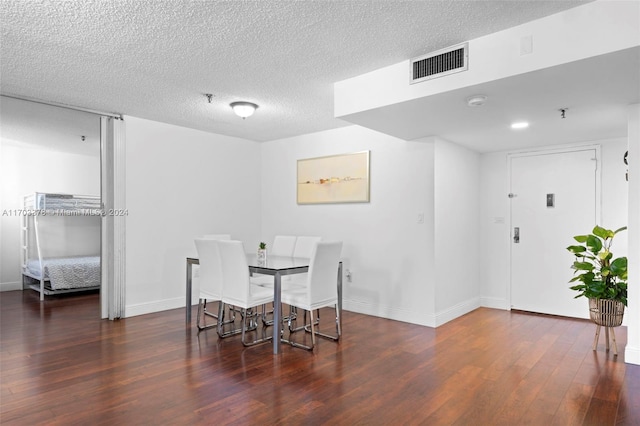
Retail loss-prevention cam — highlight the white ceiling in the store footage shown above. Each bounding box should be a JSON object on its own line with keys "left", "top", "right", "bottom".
{"left": 0, "top": 0, "right": 595, "bottom": 148}
{"left": 0, "top": 96, "right": 101, "bottom": 156}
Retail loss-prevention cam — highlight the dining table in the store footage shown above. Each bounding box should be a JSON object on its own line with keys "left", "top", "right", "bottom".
{"left": 186, "top": 254, "right": 342, "bottom": 354}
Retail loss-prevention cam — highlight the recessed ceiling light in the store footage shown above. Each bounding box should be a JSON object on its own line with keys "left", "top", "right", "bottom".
{"left": 511, "top": 121, "right": 529, "bottom": 130}
{"left": 466, "top": 95, "right": 487, "bottom": 107}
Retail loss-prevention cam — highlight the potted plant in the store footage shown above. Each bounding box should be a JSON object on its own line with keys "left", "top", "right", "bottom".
{"left": 257, "top": 242, "right": 267, "bottom": 262}
{"left": 567, "top": 225, "right": 628, "bottom": 327}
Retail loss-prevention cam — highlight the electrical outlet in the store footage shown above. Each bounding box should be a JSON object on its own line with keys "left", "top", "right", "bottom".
{"left": 345, "top": 269, "right": 352, "bottom": 282}
{"left": 417, "top": 213, "right": 424, "bottom": 224}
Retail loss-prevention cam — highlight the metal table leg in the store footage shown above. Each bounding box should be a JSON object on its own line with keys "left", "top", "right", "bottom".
{"left": 273, "top": 272, "right": 282, "bottom": 354}
{"left": 338, "top": 261, "right": 343, "bottom": 334}
{"left": 186, "top": 258, "right": 193, "bottom": 324}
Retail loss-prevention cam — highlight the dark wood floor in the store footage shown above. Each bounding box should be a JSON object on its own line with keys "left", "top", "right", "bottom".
{"left": 1, "top": 290, "right": 638, "bottom": 425}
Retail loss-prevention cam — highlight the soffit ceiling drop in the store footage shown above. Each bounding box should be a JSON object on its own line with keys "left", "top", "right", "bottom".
{"left": 0, "top": 0, "right": 589, "bottom": 144}
{"left": 340, "top": 46, "right": 640, "bottom": 153}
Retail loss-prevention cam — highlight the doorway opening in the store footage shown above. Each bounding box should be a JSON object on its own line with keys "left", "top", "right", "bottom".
{"left": 0, "top": 96, "right": 123, "bottom": 319}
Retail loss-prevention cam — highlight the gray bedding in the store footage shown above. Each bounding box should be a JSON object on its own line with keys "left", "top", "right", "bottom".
{"left": 25, "top": 256, "right": 101, "bottom": 289}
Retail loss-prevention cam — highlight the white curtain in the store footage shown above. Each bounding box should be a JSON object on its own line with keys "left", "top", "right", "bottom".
{"left": 101, "top": 116, "right": 126, "bottom": 320}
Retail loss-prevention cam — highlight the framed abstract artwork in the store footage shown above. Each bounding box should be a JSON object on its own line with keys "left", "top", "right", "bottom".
{"left": 297, "top": 151, "right": 370, "bottom": 204}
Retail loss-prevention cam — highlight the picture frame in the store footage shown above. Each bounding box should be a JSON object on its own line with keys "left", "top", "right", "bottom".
{"left": 297, "top": 151, "right": 370, "bottom": 204}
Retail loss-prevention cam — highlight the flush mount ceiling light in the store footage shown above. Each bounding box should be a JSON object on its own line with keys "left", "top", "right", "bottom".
{"left": 230, "top": 101, "right": 259, "bottom": 119}
{"left": 511, "top": 121, "right": 530, "bottom": 130}
{"left": 466, "top": 95, "right": 487, "bottom": 107}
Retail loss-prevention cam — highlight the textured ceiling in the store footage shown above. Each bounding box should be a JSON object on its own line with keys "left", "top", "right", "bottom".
{"left": 1, "top": 0, "right": 590, "bottom": 143}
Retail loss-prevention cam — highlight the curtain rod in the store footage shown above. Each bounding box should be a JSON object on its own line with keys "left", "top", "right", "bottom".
{"left": 1, "top": 94, "right": 123, "bottom": 119}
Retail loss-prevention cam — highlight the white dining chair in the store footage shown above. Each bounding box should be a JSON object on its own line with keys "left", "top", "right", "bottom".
{"left": 249, "top": 235, "right": 297, "bottom": 325}
{"left": 217, "top": 240, "right": 275, "bottom": 346}
{"left": 194, "top": 236, "right": 231, "bottom": 332}
{"left": 293, "top": 236, "right": 322, "bottom": 258}
{"left": 271, "top": 235, "right": 297, "bottom": 256}
{"left": 281, "top": 241, "right": 342, "bottom": 350}
{"left": 253, "top": 235, "right": 297, "bottom": 282}
{"left": 254, "top": 236, "right": 306, "bottom": 323}
{"left": 285, "top": 236, "right": 322, "bottom": 289}
{"left": 202, "top": 234, "right": 231, "bottom": 240}
{"left": 254, "top": 235, "right": 304, "bottom": 288}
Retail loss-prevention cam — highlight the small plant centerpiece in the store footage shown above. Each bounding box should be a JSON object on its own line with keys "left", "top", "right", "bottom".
{"left": 567, "top": 225, "right": 628, "bottom": 327}
{"left": 257, "top": 242, "right": 267, "bottom": 262}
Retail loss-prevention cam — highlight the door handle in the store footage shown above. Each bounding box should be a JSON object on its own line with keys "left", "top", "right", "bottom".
{"left": 513, "top": 227, "right": 520, "bottom": 243}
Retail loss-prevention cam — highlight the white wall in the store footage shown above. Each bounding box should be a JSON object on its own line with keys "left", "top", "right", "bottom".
{"left": 433, "top": 139, "right": 481, "bottom": 324}
{"left": 478, "top": 151, "right": 511, "bottom": 309}
{"left": 479, "top": 137, "right": 629, "bottom": 310}
{"left": 0, "top": 144, "right": 100, "bottom": 290}
{"left": 124, "top": 116, "right": 262, "bottom": 316}
{"left": 626, "top": 104, "right": 640, "bottom": 365}
{"left": 262, "top": 125, "right": 482, "bottom": 327}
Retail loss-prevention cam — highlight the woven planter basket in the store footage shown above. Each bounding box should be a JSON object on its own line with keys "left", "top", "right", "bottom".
{"left": 588, "top": 298, "right": 625, "bottom": 327}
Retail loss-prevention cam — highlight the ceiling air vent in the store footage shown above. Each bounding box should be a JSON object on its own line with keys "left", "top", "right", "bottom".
{"left": 410, "top": 42, "right": 468, "bottom": 84}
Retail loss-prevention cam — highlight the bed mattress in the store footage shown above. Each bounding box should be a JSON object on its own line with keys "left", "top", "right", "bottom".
{"left": 24, "top": 256, "right": 101, "bottom": 290}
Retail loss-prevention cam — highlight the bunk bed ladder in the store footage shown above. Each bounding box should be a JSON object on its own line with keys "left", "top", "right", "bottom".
{"left": 20, "top": 206, "right": 28, "bottom": 290}
{"left": 33, "top": 214, "right": 45, "bottom": 301}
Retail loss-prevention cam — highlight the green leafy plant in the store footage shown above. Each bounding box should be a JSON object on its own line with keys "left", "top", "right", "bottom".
{"left": 567, "top": 225, "right": 628, "bottom": 306}
{"left": 259, "top": 242, "right": 267, "bottom": 250}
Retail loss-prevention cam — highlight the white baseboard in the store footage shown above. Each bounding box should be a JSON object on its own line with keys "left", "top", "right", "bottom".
{"left": 0, "top": 281, "right": 22, "bottom": 292}
{"left": 123, "top": 294, "right": 493, "bottom": 328}
{"left": 343, "top": 299, "right": 437, "bottom": 327}
{"left": 344, "top": 297, "right": 481, "bottom": 328}
{"left": 125, "top": 297, "right": 186, "bottom": 318}
{"left": 625, "top": 345, "right": 640, "bottom": 365}
{"left": 434, "top": 297, "right": 481, "bottom": 327}
{"left": 480, "top": 296, "right": 510, "bottom": 310}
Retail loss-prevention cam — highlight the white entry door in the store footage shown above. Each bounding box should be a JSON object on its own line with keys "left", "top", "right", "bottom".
{"left": 510, "top": 147, "right": 600, "bottom": 319}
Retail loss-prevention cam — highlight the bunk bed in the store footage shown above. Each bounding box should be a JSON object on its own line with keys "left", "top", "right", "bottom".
{"left": 21, "top": 192, "right": 102, "bottom": 300}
